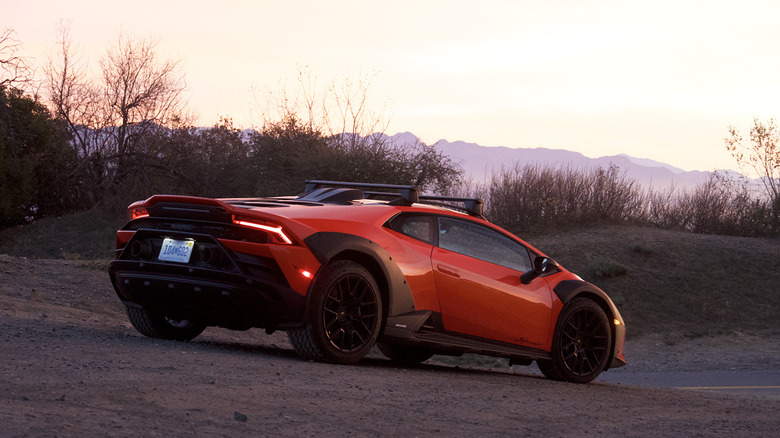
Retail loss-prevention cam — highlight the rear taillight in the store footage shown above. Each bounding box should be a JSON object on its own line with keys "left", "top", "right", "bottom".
{"left": 129, "top": 207, "right": 149, "bottom": 220}
{"left": 232, "top": 215, "right": 293, "bottom": 244}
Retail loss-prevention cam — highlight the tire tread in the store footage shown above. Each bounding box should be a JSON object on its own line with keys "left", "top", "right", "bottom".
{"left": 124, "top": 305, "right": 205, "bottom": 341}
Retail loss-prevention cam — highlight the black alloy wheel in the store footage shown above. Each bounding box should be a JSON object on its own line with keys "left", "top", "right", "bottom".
{"left": 538, "top": 298, "right": 612, "bottom": 383}
{"left": 321, "top": 271, "right": 380, "bottom": 353}
{"left": 287, "top": 260, "right": 383, "bottom": 364}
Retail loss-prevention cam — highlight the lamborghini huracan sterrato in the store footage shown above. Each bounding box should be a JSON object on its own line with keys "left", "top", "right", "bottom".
{"left": 109, "top": 180, "right": 626, "bottom": 383}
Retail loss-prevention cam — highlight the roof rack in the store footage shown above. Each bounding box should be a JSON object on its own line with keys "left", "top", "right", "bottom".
{"left": 305, "top": 180, "right": 419, "bottom": 203}
{"left": 303, "top": 180, "right": 485, "bottom": 218}
{"left": 418, "top": 195, "right": 484, "bottom": 218}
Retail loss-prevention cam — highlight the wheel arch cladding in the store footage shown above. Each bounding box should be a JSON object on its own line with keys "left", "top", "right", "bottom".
{"left": 553, "top": 279, "right": 614, "bottom": 316}
{"left": 303, "top": 232, "right": 416, "bottom": 317}
{"left": 553, "top": 279, "right": 624, "bottom": 370}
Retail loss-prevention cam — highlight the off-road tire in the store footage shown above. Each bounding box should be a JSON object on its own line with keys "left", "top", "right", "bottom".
{"left": 537, "top": 298, "right": 612, "bottom": 384}
{"left": 287, "top": 260, "right": 382, "bottom": 364}
{"left": 125, "top": 305, "right": 206, "bottom": 341}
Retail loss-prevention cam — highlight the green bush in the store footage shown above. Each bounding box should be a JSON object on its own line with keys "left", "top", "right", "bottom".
{"left": 631, "top": 242, "right": 655, "bottom": 255}
{"left": 0, "top": 85, "right": 77, "bottom": 227}
{"left": 584, "top": 258, "right": 628, "bottom": 281}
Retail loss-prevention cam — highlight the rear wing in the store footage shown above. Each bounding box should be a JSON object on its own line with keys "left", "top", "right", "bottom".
{"left": 303, "top": 180, "right": 485, "bottom": 218}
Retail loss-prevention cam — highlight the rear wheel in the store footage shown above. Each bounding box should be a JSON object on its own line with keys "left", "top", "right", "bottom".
{"left": 125, "top": 306, "right": 206, "bottom": 341}
{"left": 538, "top": 298, "right": 612, "bottom": 384}
{"left": 378, "top": 342, "right": 434, "bottom": 364}
{"left": 287, "top": 260, "right": 383, "bottom": 364}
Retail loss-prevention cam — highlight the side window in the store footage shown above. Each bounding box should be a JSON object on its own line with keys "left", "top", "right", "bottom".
{"left": 390, "top": 214, "right": 436, "bottom": 244}
{"left": 438, "top": 217, "right": 532, "bottom": 272}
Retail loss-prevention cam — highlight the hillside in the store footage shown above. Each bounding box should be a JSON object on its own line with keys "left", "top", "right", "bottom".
{"left": 1, "top": 212, "right": 777, "bottom": 340}
{"left": 523, "top": 226, "right": 780, "bottom": 338}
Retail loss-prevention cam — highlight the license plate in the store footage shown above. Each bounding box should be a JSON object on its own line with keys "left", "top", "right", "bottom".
{"left": 158, "top": 238, "right": 194, "bottom": 263}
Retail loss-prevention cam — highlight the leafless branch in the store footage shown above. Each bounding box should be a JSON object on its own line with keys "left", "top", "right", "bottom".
{"left": 0, "top": 28, "right": 32, "bottom": 87}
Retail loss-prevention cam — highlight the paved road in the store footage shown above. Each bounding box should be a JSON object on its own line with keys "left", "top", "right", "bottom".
{"left": 599, "top": 369, "right": 780, "bottom": 400}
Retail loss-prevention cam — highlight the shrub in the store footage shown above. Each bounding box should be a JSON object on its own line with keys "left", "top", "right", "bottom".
{"left": 477, "top": 163, "right": 777, "bottom": 237}
{"left": 584, "top": 259, "right": 628, "bottom": 281}
{"left": 631, "top": 242, "right": 655, "bottom": 255}
{"left": 482, "top": 163, "right": 644, "bottom": 232}
{"left": 644, "top": 174, "right": 777, "bottom": 237}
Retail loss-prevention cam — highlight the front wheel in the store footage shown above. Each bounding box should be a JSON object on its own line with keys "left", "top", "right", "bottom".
{"left": 125, "top": 306, "right": 206, "bottom": 341}
{"left": 538, "top": 298, "right": 612, "bottom": 384}
{"left": 287, "top": 260, "right": 383, "bottom": 364}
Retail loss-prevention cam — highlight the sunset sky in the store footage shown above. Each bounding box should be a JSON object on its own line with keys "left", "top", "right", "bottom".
{"left": 5, "top": 0, "right": 780, "bottom": 172}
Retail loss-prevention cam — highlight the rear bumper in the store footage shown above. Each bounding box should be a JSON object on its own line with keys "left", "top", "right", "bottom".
{"left": 109, "top": 259, "right": 305, "bottom": 331}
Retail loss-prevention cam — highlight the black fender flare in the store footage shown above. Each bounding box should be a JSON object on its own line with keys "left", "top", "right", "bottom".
{"left": 554, "top": 279, "right": 613, "bottom": 310}
{"left": 303, "top": 232, "right": 416, "bottom": 318}
{"left": 553, "top": 279, "right": 623, "bottom": 324}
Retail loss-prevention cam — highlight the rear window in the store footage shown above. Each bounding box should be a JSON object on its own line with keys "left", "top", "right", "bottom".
{"left": 388, "top": 214, "right": 437, "bottom": 244}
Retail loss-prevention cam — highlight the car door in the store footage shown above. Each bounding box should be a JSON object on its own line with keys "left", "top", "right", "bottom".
{"left": 383, "top": 213, "right": 440, "bottom": 312}
{"left": 431, "top": 216, "right": 554, "bottom": 349}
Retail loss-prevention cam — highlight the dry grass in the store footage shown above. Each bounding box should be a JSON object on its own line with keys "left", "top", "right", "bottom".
{"left": 0, "top": 208, "right": 122, "bottom": 259}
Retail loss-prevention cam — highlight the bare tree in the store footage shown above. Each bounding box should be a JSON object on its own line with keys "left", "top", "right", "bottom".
{"left": 255, "top": 68, "right": 390, "bottom": 150}
{"left": 725, "top": 118, "right": 780, "bottom": 208}
{"left": 251, "top": 69, "right": 462, "bottom": 194}
{"left": 0, "top": 28, "right": 32, "bottom": 87}
{"left": 44, "top": 23, "right": 111, "bottom": 206}
{"left": 45, "top": 24, "right": 102, "bottom": 151}
{"left": 100, "top": 33, "right": 189, "bottom": 160}
{"left": 44, "top": 24, "right": 190, "bottom": 208}
{"left": 321, "top": 72, "right": 390, "bottom": 150}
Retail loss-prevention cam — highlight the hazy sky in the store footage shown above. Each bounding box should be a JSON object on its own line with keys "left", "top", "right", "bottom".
{"left": 5, "top": 0, "right": 780, "bottom": 172}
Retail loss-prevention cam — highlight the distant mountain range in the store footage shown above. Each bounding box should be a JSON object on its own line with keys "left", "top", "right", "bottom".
{"left": 389, "top": 132, "right": 727, "bottom": 191}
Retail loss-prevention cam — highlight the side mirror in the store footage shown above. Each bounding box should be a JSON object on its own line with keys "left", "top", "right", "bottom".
{"left": 520, "top": 257, "right": 550, "bottom": 285}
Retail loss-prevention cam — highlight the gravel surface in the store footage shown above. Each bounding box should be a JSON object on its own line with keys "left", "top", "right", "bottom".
{"left": 1, "top": 255, "right": 779, "bottom": 437}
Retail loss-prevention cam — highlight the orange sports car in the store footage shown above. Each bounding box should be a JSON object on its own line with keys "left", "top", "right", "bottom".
{"left": 109, "top": 180, "right": 626, "bottom": 383}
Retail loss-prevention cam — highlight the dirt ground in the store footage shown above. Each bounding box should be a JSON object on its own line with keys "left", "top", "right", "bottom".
{"left": 1, "top": 255, "right": 779, "bottom": 437}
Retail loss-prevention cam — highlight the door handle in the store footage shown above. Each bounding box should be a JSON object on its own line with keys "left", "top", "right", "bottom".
{"left": 437, "top": 264, "right": 460, "bottom": 278}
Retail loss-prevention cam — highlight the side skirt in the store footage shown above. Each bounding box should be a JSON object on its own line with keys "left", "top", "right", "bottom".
{"left": 381, "top": 311, "right": 551, "bottom": 363}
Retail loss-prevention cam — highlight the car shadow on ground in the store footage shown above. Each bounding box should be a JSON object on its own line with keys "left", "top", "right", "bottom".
{"left": 186, "top": 334, "right": 568, "bottom": 383}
